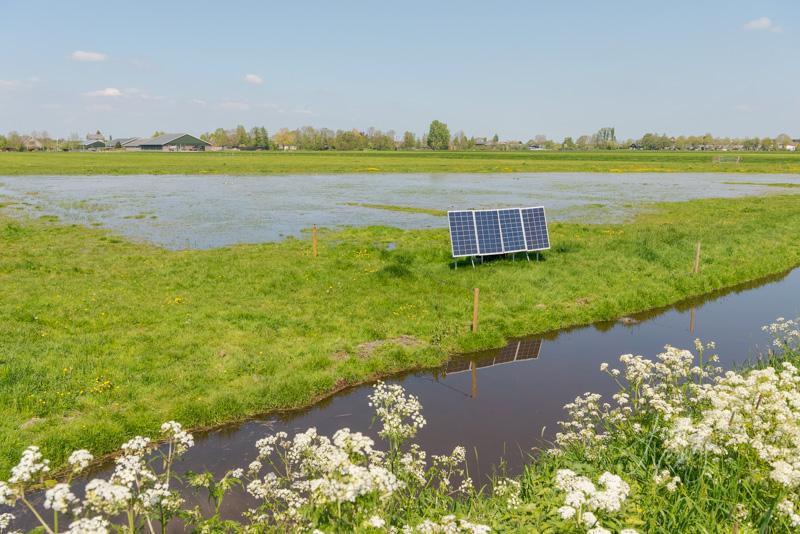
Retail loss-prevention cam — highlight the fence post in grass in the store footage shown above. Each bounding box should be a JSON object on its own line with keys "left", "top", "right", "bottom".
{"left": 472, "top": 288, "right": 480, "bottom": 333}
{"left": 693, "top": 241, "right": 701, "bottom": 274}
{"left": 312, "top": 224, "right": 318, "bottom": 258}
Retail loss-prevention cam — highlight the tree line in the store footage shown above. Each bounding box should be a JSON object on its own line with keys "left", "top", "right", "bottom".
{"left": 0, "top": 123, "right": 797, "bottom": 152}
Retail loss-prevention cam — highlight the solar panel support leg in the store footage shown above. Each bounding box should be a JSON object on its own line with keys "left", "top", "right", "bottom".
{"left": 525, "top": 252, "right": 530, "bottom": 262}
{"left": 470, "top": 256, "right": 475, "bottom": 269}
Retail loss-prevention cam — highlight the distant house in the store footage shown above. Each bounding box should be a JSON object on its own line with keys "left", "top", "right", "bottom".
{"left": 474, "top": 137, "right": 488, "bottom": 147}
{"left": 22, "top": 136, "right": 44, "bottom": 151}
{"left": 83, "top": 139, "right": 106, "bottom": 150}
{"left": 123, "top": 133, "right": 211, "bottom": 151}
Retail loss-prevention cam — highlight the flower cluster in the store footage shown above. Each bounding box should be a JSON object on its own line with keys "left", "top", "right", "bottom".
{"left": 668, "top": 361, "right": 800, "bottom": 490}
{"left": 555, "top": 469, "right": 634, "bottom": 532}
{"left": 762, "top": 317, "right": 800, "bottom": 350}
{"left": 0, "top": 422, "right": 191, "bottom": 534}
{"left": 369, "top": 382, "right": 427, "bottom": 444}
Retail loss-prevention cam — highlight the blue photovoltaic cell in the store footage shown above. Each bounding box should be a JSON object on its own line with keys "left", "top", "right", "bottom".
{"left": 498, "top": 208, "right": 526, "bottom": 252}
{"left": 448, "top": 211, "right": 478, "bottom": 257}
{"left": 474, "top": 210, "right": 503, "bottom": 255}
{"left": 521, "top": 207, "right": 550, "bottom": 251}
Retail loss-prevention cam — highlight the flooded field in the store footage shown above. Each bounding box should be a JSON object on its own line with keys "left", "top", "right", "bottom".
{"left": 1, "top": 173, "right": 798, "bottom": 248}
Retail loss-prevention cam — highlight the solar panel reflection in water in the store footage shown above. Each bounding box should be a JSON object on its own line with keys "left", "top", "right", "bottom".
{"left": 447, "top": 211, "right": 479, "bottom": 257}
{"left": 521, "top": 207, "right": 550, "bottom": 251}
{"left": 474, "top": 210, "right": 503, "bottom": 254}
{"left": 498, "top": 208, "right": 526, "bottom": 253}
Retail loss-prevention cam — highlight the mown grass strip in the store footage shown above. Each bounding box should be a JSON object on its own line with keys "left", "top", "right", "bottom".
{"left": 1, "top": 194, "right": 800, "bottom": 475}
{"left": 0, "top": 150, "right": 799, "bottom": 175}
{"left": 345, "top": 203, "right": 447, "bottom": 216}
{"left": 723, "top": 181, "right": 800, "bottom": 188}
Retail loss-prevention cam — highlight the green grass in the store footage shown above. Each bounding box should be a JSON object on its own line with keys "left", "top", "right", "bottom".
{"left": 2, "top": 194, "right": 800, "bottom": 475}
{"left": 723, "top": 181, "right": 800, "bottom": 188}
{"left": 345, "top": 203, "right": 447, "bottom": 216}
{"left": 1, "top": 150, "right": 800, "bottom": 175}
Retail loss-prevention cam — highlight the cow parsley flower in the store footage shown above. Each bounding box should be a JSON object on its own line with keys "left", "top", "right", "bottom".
{"left": 66, "top": 516, "right": 109, "bottom": 534}
{"left": 9, "top": 446, "right": 50, "bottom": 484}
{"left": 44, "top": 483, "right": 77, "bottom": 514}
{"left": 68, "top": 449, "right": 93, "bottom": 473}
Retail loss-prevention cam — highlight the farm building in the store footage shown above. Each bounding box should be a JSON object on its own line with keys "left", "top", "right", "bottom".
{"left": 105, "top": 137, "right": 137, "bottom": 149}
{"left": 83, "top": 139, "right": 106, "bottom": 150}
{"left": 123, "top": 133, "right": 210, "bottom": 151}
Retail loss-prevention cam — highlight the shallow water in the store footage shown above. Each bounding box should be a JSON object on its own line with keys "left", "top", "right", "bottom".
{"left": 1, "top": 173, "right": 798, "bottom": 249}
{"left": 10, "top": 268, "right": 800, "bottom": 530}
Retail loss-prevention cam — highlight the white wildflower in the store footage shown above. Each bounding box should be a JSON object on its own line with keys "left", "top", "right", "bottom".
{"left": 9, "top": 446, "right": 50, "bottom": 484}
{"left": 44, "top": 483, "right": 77, "bottom": 514}
{"left": 66, "top": 516, "right": 109, "bottom": 534}
{"left": 67, "top": 450, "right": 93, "bottom": 473}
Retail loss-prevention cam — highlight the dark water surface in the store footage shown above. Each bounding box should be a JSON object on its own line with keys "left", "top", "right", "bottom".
{"left": 10, "top": 268, "right": 800, "bottom": 530}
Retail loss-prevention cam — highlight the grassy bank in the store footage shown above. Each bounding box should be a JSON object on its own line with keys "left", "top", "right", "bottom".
{"left": 1, "top": 150, "right": 800, "bottom": 175}
{"left": 2, "top": 195, "right": 800, "bottom": 476}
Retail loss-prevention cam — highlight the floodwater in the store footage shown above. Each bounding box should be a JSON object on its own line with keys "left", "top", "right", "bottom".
{"left": 1, "top": 173, "right": 798, "bottom": 248}
{"left": 10, "top": 267, "right": 800, "bottom": 530}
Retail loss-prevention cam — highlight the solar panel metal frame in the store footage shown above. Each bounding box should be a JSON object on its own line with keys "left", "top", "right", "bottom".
{"left": 520, "top": 206, "right": 551, "bottom": 252}
{"left": 447, "top": 210, "right": 479, "bottom": 258}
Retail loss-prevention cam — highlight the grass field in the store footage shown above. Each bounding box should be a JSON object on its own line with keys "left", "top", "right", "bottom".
{"left": 2, "top": 194, "right": 800, "bottom": 476}
{"left": 1, "top": 150, "right": 800, "bottom": 175}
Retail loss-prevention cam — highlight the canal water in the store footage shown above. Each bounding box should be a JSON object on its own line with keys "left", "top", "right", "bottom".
{"left": 1, "top": 173, "right": 798, "bottom": 248}
{"left": 9, "top": 267, "right": 800, "bottom": 530}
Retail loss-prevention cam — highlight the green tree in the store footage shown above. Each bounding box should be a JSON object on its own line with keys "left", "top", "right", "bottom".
{"left": 492, "top": 133, "right": 499, "bottom": 144}
{"left": 234, "top": 125, "right": 249, "bottom": 147}
{"left": 0, "top": 134, "right": 6, "bottom": 150}
{"left": 427, "top": 120, "right": 450, "bottom": 150}
{"left": 561, "top": 137, "right": 575, "bottom": 150}
{"left": 401, "top": 131, "right": 416, "bottom": 149}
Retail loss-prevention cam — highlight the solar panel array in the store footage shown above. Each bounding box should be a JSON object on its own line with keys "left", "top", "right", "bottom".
{"left": 447, "top": 207, "right": 550, "bottom": 258}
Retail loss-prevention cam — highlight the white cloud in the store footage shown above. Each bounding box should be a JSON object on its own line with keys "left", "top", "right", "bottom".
{"left": 244, "top": 73, "right": 264, "bottom": 85}
{"left": 734, "top": 104, "right": 751, "bottom": 112}
{"left": 71, "top": 50, "right": 108, "bottom": 62}
{"left": 0, "top": 79, "right": 20, "bottom": 88}
{"left": 743, "top": 17, "right": 781, "bottom": 32}
{"left": 220, "top": 100, "right": 250, "bottom": 110}
{"left": 190, "top": 98, "right": 207, "bottom": 106}
{"left": 83, "top": 87, "right": 122, "bottom": 97}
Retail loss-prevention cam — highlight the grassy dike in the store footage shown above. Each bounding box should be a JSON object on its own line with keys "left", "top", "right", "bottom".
{"left": 1, "top": 194, "right": 800, "bottom": 475}
{"left": 1, "top": 150, "right": 800, "bottom": 175}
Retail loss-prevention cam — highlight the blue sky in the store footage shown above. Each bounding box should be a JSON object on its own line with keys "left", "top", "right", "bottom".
{"left": 1, "top": 0, "right": 796, "bottom": 140}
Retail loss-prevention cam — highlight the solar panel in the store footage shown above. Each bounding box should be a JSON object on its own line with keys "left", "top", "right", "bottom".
{"left": 498, "top": 208, "right": 526, "bottom": 253}
{"left": 447, "top": 211, "right": 479, "bottom": 257}
{"left": 474, "top": 210, "right": 503, "bottom": 255}
{"left": 521, "top": 207, "right": 550, "bottom": 251}
{"left": 448, "top": 207, "right": 549, "bottom": 258}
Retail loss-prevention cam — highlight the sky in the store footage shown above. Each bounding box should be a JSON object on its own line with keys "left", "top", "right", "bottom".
{"left": 1, "top": 0, "right": 797, "bottom": 140}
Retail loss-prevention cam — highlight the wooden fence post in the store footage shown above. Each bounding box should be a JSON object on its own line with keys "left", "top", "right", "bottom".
{"left": 693, "top": 241, "right": 701, "bottom": 274}
{"left": 472, "top": 288, "right": 479, "bottom": 333}
{"left": 312, "top": 224, "right": 318, "bottom": 258}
